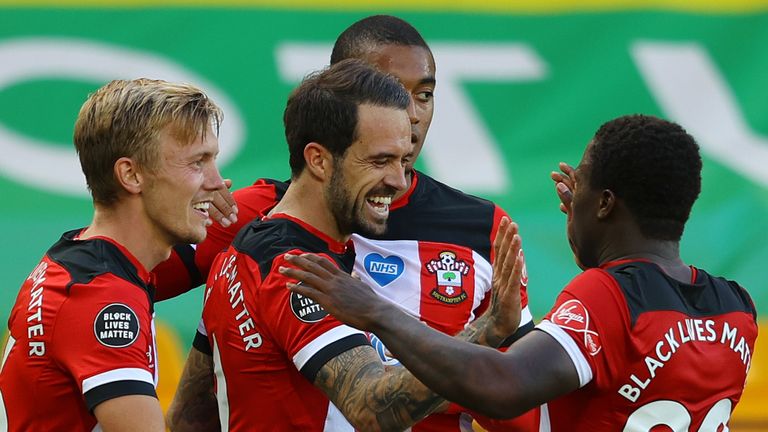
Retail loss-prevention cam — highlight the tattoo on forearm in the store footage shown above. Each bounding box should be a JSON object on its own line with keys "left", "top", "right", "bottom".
{"left": 315, "top": 346, "right": 444, "bottom": 431}
{"left": 456, "top": 314, "right": 504, "bottom": 348}
{"left": 168, "top": 351, "right": 220, "bottom": 431}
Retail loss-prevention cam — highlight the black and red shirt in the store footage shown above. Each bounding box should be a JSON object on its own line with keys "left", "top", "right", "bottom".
{"left": 155, "top": 172, "right": 536, "bottom": 431}
{"left": 0, "top": 229, "right": 158, "bottom": 431}
{"left": 196, "top": 214, "right": 369, "bottom": 431}
{"left": 538, "top": 259, "right": 757, "bottom": 431}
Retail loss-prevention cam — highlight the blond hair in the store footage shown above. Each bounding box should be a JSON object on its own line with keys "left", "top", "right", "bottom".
{"left": 74, "top": 78, "right": 223, "bottom": 205}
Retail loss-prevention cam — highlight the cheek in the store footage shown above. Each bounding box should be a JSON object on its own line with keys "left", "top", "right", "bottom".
{"left": 419, "top": 105, "right": 434, "bottom": 125}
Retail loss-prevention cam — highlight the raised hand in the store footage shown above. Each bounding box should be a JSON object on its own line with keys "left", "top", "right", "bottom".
{"left": 279, "top": 253, "right": 388, "bottom": 331}
{"left": 550, "top": 162, "right": 575, "bottom": 214}
{"left": 486, "top": 218, "right": 525, "bottom": 346}
{"left": 208, "top": 178, "right": 238, "bottom": 227}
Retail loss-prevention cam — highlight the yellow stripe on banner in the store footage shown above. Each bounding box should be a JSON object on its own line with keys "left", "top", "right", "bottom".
{"left": 1, "top": 0, "right": 768, "bottom": 13}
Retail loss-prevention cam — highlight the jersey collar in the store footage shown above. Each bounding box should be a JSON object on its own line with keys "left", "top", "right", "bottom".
{"left": 266, "top": 213, "right": 350, "bottom": 254}
{"left": 390, "top": 170, "right": 420, "bottom": 211}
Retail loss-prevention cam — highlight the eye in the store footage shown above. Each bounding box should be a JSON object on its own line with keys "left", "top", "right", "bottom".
{"left": 372, "top": 159, "right": 388, "bottom": 168}
{"left": 414, "top": 90, "right": 433, "bottom": 103}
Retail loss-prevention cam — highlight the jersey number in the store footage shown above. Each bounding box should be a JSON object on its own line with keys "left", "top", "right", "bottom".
{"left": 624, "top": 399, "right": 731, "bottom": 431}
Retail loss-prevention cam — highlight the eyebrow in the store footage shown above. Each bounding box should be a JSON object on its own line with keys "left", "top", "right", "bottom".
{"left": 419, "top": 77, "right": 436, "bottom": 86}
{"left": 368, "top": 151, "right": 401, "bottom": 160}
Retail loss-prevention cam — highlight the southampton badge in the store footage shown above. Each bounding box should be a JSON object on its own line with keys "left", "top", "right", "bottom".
{"left": 426, "top": 251, "right": 469, "bottom": 304}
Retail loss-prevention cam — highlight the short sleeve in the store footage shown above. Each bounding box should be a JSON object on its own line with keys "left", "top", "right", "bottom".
{"left": 258, "top": 253, "right": 368, "bottom": 382}
{"left": 54, "top": 273, "right": 156, "bottom": 410}
{"left": 537, "top": 269, "right": 630, "bottom": 389}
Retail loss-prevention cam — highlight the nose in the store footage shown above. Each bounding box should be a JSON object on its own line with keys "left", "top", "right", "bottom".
{"left": 385, "top": 160, "right": 408, "bottom": 193}
{"left": 204, "top": 161, "right": 226, "bottom": 191}
{"left": 407, "top": 95, "right": 419, "bottom": 125}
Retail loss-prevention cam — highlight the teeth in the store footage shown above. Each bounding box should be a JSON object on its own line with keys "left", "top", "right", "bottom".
{"left": 193, "top": 202, "right": 210, "bottom": 211}
{"left": 368, "top": 196, "right": 392, "bottom": 205}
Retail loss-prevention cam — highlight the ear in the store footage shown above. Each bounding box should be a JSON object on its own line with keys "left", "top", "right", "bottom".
{"left": 114, "top": 157, "right": 143, "bottom": 196}
{"left": 303, "top": 142, "right": 333, "bottom": 181}
{"left": 597, "top": 189, "right": 616, "bottom": 219}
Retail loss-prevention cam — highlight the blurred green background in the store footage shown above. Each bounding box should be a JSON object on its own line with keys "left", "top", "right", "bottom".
{"left": 0, "top": 1, "right": 766, "bottom": 425}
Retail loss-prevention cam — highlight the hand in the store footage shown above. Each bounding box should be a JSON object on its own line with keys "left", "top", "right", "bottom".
{"left": 485, "top": 217, "right": 525, "bottom": 346}
{"left": 280, "top": 254, "right": 388, "bottom": 331}
{"left": 209, "top": 178, "right": 238, "bottom": 228}
{"left": 550, "top": 162, "right": 574, "bottom": 214}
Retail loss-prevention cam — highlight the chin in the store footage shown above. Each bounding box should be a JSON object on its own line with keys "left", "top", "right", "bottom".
{"left": 356, "top": 221, "right": 387, "bottom": 237}
{"left": 177, "top": 228, "right": 207, "bottom": 246}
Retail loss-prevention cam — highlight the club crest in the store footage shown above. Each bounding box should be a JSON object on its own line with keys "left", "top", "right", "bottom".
{"left": 426, "top": 251, "right": 469, "bottom": 304}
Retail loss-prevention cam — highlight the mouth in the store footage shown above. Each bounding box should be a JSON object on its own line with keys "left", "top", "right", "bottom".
{"left": 192, "top": 201, "right": 212, "bottom": 220}
{"left": 365, "top": 195, "right": 393, "bottom": 219}
{"left": 411, "top": 132, "right": 419, "bottom": 144}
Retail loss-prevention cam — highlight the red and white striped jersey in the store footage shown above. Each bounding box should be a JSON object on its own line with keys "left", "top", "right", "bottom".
{"left": 155, "top": 172, "right": 536, "bottom": 431}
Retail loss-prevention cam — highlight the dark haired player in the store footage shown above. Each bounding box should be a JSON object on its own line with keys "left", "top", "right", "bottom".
{"left": 169, "top": 59, "right": 524, "bottom": 431}
{"left": 284, "top": 114, "right": 758, "bottom": 431}
{"left": 159, "top": 15, "right": 535, "bottom": 432}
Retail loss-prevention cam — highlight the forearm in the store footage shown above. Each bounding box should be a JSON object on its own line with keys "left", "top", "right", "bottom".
{"left": 455, "top": 313, "right": 505, "bottom": 348}
{"left": 316, "top": 345, "right": 444, "bottom": 432}
{"left": 167, "top": 348, "right": 220, "bottom": 432}
{"left": 368, "top": 303, "right": 521, "bottom": 417}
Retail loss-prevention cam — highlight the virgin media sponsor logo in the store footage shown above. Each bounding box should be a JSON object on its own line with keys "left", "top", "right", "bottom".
{"left": 552, "top": 299, "right": 602, "bottom": 356}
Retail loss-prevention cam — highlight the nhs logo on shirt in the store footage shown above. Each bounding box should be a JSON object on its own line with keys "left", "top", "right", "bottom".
{"left": 364, "top": 253, "right": 404, "bottom": 287}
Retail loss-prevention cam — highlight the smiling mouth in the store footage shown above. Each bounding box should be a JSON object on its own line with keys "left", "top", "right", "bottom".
{"left": 192, "top": 201, "right": 211, "bottom": 218}
{"left": 366, "top": 195, "right": 392, "bottom": 217}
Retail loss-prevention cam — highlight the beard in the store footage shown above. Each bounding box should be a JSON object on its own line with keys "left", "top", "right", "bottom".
{"left": 326, "top": 162, "right": 389, "bottom": 238}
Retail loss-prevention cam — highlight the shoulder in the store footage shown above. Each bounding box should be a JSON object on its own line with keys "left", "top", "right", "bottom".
{"left": 694, "top": 268, "right": 758, "bottom": 320}
{"left": 410, "top": 172, "right": 498, "bottom": 213}
{"left": 232, "top": 178, "right": 289, "bottom": 220}
{"left": 48, "top": 230, "right": 152, "bottom": 299}
{"left": 383, "top": 173, "right": 506, "bottom": 259}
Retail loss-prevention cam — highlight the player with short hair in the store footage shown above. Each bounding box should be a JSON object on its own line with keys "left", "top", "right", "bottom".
{"left": 173, "top": 59, "right": 522, "bottom": 431}
{"left": 0, "top": 78, "right": 225, "bottom": 431}
{"left": 158, "top": 15, "right": 536, "bottom": 430}
{"left": 284, "top": 114, "right": 759, "bottom": 431}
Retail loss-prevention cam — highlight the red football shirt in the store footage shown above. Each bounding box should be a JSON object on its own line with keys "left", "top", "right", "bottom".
{"left": 0, "top": 230, "right": 158, "bottom": 431}
{"left": 537, "top": 259, "right": 757, "bottom": 431}
{"left": 199, "top": 214, "right": 369, "bottom": 431}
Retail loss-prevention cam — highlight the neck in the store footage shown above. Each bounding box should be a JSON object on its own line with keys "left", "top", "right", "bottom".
{"left": 80, "top": 200, "right": 172, "bottom": 271}
{"left": 599, "top": 229, "right": 689, "bottom": 281}
{"left": 270, "top": 176, "right": 348, "bottom": 243}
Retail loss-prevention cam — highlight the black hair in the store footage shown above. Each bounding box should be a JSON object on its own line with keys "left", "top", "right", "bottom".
{"left": 330, "top": 15, "right": 431, "bottom": 64}
{"left": 283, "top": 58, "right": 410, "bottom": 177}
{"left": 588, "top": 114, "right": 702, "bottom": 241}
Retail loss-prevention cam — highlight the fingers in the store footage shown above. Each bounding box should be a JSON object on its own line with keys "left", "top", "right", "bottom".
{"left": 556, "top": 182, "right": 573, "bottom": 214}
{"left": 498, "top": 233, "right": 522, "bottom": 294}
{"left": 286, "top": 280, "right": 329, "bottom": 305}
{"left": 508, "top": 238, "right": 524, "bottom": 298}
{"left": 210, "top": 180, "right": 239, "bottom": 228}
{"left": 559, "top": 162, "right": 575, "bottom": 176}
{"left": 551, "top": 162, "right": 574, "bottom": 215}
{"left": 492, "top": 217, "right": 510, "bottom": 262}
{"left": 286, "top": 253, "right": 341, "bottom": 275}
{"left": 279, "top": 264, "right": 327, "bottom": 291}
